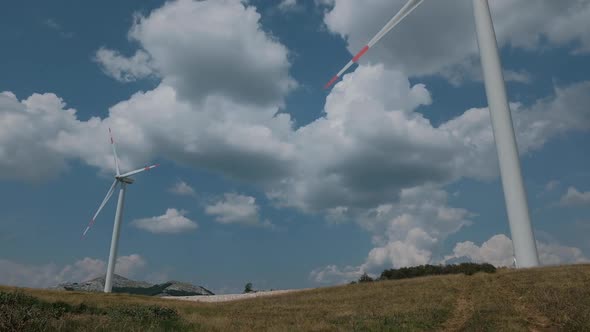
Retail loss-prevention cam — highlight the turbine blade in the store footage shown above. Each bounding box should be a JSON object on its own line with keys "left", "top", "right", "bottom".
{"left": 109, "top": 128, "right": 121, "bottom": 176}
{"left": 324, "top": 0, "right": 424, "bottom": 89}
{"left": 367, "top": 0, "right": 424, "bottom": 48}
{"left": 118, "top": 164, "right": 159, "bottom": 178}
{"left": 82, "top": 179, "right": 118, "bottom": 238}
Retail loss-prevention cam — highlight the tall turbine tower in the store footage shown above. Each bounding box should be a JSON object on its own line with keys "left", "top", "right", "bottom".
{"left": 325, "top": 0, "right": 539, "bottom": 267}
{"left": 82, "top": 128, "right": 159, "bottom": 292}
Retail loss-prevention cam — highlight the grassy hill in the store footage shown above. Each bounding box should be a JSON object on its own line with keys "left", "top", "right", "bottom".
{"left": 2, "top": 264, "right": 590, "bottom": 331}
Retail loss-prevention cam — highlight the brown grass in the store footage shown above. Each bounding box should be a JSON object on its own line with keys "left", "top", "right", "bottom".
{"left": 2, "top": 264, "right": 590, "bottom": 331}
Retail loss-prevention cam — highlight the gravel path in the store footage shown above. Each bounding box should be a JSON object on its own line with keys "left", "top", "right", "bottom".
{"left": 164, "top": 289, "right": 311, "bottom": 303}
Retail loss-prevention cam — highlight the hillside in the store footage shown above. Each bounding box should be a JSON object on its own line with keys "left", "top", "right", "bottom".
{"left": 2, "top": 264, "right": 590, "bottom": 331}
{"left": 54, "top": 274, "right": 214, "bottom": 297}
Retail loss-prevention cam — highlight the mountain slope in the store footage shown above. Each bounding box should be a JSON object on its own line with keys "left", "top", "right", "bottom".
{"left": 54, "top": 274, "right": 213, "bottom": 296}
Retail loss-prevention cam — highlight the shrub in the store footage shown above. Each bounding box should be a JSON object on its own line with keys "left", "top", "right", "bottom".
{"left": 244, "top": 282, "right": 253, "bottom": 293}
{"left": 0, "top": 291, "right": 66, "bottom": 331}
{"left": 108, "top": 304, "right": 179, "bottom": 322}
{"left": 379, "top": 263, "right": 497, "bottom": 281}
{"left": 0, "top": 290, "right": 186, "bottom": 331}
{"left": 359, "top": 273, "right": 374, "bottom": 283}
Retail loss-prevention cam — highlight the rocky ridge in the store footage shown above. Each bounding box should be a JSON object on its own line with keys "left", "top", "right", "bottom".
{"left": 54, "top": 274, "right": 214, "bottom": 297}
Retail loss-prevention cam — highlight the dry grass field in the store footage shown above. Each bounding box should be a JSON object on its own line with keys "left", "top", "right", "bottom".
{"left": 2, "top": 264, "right": 590, "bottom": 331}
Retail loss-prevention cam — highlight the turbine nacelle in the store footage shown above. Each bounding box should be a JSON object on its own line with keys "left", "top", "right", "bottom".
{"left": 116, "top": 176, "right": 134, "bottom": 184}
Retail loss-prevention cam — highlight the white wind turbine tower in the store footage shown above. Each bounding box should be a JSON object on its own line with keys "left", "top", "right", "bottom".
{"left": 325, "top": 0, "right": 539, "bottom": 268}
{"left": 82, "top": 128, "right": 159, "bottom": 292}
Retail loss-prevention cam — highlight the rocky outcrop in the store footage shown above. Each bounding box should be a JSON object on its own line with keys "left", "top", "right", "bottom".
{"left": 54, "top": 274, "right": 213, "bottom": 296}
{"left": 157, "top": 281, "right": 214, "bottom": 297}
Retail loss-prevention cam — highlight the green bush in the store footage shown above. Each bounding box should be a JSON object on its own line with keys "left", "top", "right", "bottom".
{"left": 359, "top": 273, "right": 374, "bottom": 283}
{"left": 0, "top": 290, "right": 188, "bottom": 331}
{"left": 107, "top": 304, "right": 179, "bottom": 322}
{"left": 378, "top": 263, "right": 496, "bottom": 281}
{"left": 244, "top": 282, "right": 253, "bottom": 293}
{"left": 0, "top": 291, "right": 66, "bottom": 331}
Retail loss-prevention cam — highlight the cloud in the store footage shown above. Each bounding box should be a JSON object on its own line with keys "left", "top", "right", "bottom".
{"left": 321, "top": 0, "right": 590, "bottom": 80}
{"left": 313, "top": 231, "right": 589, "bottom": 284}
{"left": 133, "top": 208, "right": 198, "bottom": 234}
{"left": 98, "top": 84, "right": 296, "bottom": 183}
{"left": 43, "top": 18, "right": 74, "bottom": 38}
{"left": 112, "top": 254, "right": 147, "bottom": 276}
{"left": 545, "top": 180, "right": 560, "bottom": 193}
{"left": 310, "top": 186, "right": 473, "bottom": 284}
{"left": 0, "top": 254, "right": 146, "bottom": 288}
{"left": 270, "top": 65, "right": 442, "bottom": 211}
{"left": 272, "top": 67, "right": 590, "bottom": 212}
{"left": 314, "top": 0, "right": 334, "bottom": 8}
{"left": 169, "top": 180, "right": 196, "bottom": 196}
{"left": 94, "top": 48, "right": 156, "bottom": 82}
{"left": 279, "top": 0, "right": 296, "bottom": 9}
{"left": 1, "top": 0, "right": 299, "bottom": 184}
{"left": 303, "top": 70, "right": 590, "bottom": 283}
{"left": 444, "top": 234, "right": 589, "bottom": 267}
{"left": 559, "top": 187, "right": 590, "bottom": 207}
{"left": 443, "top": 234, "right": 515, "bottom": 267}
{"left": 205, "top": 193, "right": 261, "bottom": 225}
{"left": 4, "top": 0, "right": 589, "bottom": 214}
{"left": 119, "top": 0, "right": 296, "bottom": 106}
{"left": 2, "top": 1, "right": 589, "bottom": 277}
{"left": 278, "top": 0, "right": 301, "bottom": 12}
{"left": 439, "top": 57, "right": 533, "bottom": 86}
{"left": 1, "top": 0, "right": 588, "bottom": 285}
{"left": 145, "top": 271, "right": 170, "bottom": 284}
{"left": 0, "top": 92, "right": 81, "bottom": 181}
{"left": 310, "top": 264, "right": 360, "bottom": 284}
{"left": 44, "top": 18, "right": 60, "bottom": 30}
{"left": 503, "top": 70, "right": 532, "bottom": 84}
{"left": 3, "top": 65, "right": 590, "bottom": 225}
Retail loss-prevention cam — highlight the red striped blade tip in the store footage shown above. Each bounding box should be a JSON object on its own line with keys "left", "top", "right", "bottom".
{"left": 324, "top": 75, "right": 339, "bottom": 89}
{"left": 352, "top": 45, "right": 369, "bottom": 62}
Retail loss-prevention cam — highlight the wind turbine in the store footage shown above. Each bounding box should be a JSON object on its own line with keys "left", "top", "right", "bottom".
{"left": 325, "top": 0, "right": 540, "bottom": 268}
{"left": 82, "top": 128, "right": 159, "bottom": 292}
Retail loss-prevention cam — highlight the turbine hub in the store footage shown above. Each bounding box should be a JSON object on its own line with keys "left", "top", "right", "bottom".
{"left": 116, "top": 176, "right": 134, "bottom": 184}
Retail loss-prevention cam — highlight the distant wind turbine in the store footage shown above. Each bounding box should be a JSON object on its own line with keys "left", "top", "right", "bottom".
{"left": 324, "top": 0, "right": 539, "bottom": 268}
{"left": 82, "top": 128, "right": 159, "bottom": 292}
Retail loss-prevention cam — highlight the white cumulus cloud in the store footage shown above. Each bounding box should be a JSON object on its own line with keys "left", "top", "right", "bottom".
{"left": 169, "top": 180, "right": 196, "bottom": 196}
{"left": 559, "top": 187, "right": 590, "bottom": 207}
{"left": 444, "top": 234, "right": 589, "bottom": 267}
{"left": 310, "top": 186, "right": 472, "bottom": 284}
{"left": 123, "top": 0, "right": 296, "bottom": 106}
{"left": 2, "top": 0, "right": 590, "bottom": 278}
{"left": 278, "top": 0, "right": 301, "bottom": 12}
{"left": 321, "top": 0, "right": 590, "bottom": 80}
{"left": 133, "top": 208, "right": 198, "bottom": 234}
{"left": 95, "top": 48, "right": 156, "bottom": 82}
{"left": 205, "top": 193, "right": 262, "bottom": 225}
{"left": 0, "top": 254, "right": 146, "bottom": 288}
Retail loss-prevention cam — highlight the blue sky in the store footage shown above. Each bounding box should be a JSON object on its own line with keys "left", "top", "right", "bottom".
{"left": 1, "top": 0, "right": 589, "bottom": 293}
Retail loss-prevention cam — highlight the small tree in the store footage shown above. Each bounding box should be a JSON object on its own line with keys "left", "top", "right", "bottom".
{"left": 358, "top": 272, "right": 374, "bottom": 283}
{"left": 243, "top": 282, "right": 253, "bottom": 293}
